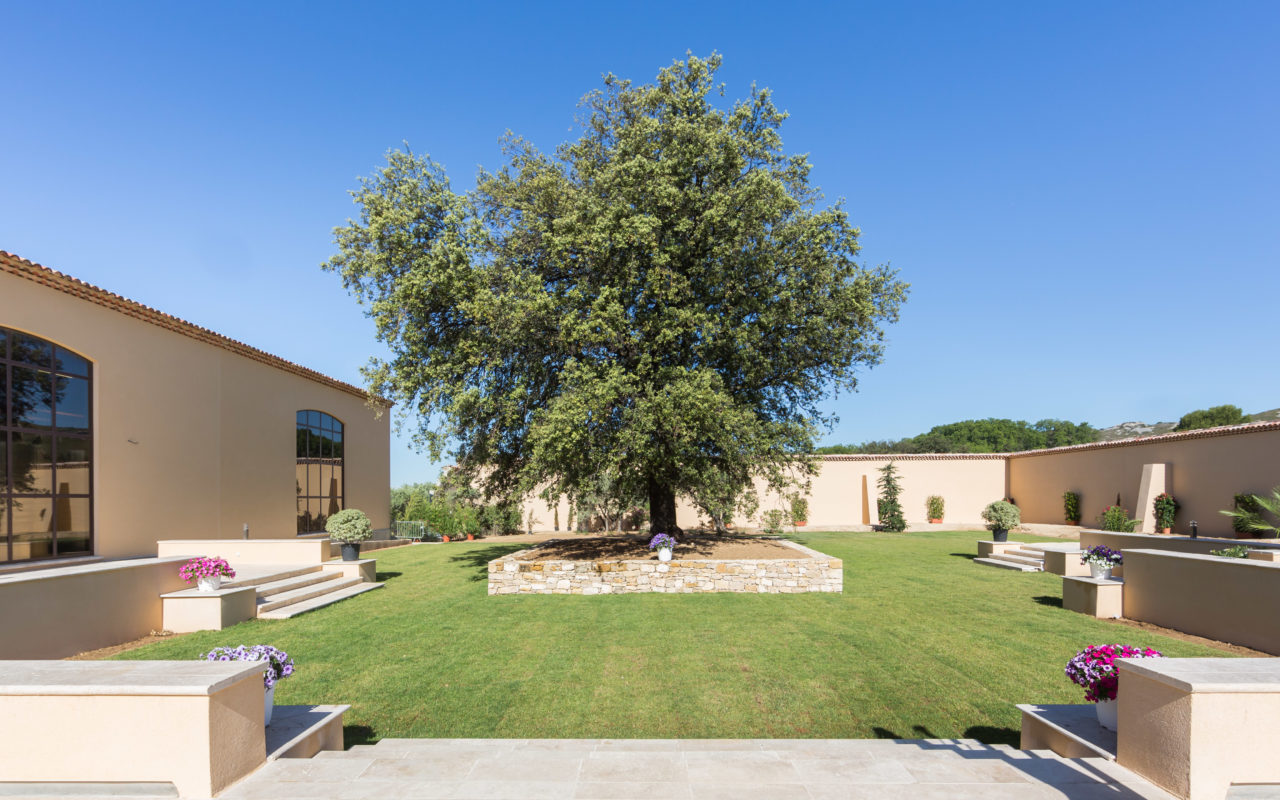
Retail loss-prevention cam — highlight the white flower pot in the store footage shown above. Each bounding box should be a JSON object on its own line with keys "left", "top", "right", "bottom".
{"left": 197, "top": 575, "right": 222, "bottom": 592}
{"left": 658, "top": 547, "right": 673, "bottom": 562}
{"left": 1095, "top": 697, "right": 1117, "bottom": 731}
{"left": 265, "top": 684, "right": 276, "bottom": 726}
{"left": 1089, "top": 564, "right": 1112, "bottom": 580}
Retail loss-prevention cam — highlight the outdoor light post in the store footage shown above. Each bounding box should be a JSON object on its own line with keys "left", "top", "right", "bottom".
{"left": 1190, "top": 520, "right": 1198, "bottom": 539}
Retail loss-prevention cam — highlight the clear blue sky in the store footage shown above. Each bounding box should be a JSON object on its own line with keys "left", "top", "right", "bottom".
{"left": 3, "top": 1, "right": 1277, "bottom": 486}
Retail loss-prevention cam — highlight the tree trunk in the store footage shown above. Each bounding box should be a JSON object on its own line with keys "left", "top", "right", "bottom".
{"left": 648, "top": 477, "right": 680, "bottom": 534}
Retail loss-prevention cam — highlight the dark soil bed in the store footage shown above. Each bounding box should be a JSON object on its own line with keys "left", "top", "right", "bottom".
{"left": 522, "top": 534, "right": 808, "bottom": 562}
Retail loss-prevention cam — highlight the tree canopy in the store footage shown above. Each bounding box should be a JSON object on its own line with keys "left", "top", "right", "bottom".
{"left": 1174, "top": 404, "right": 1247, "bottom": 431}
{"left": 816, "top": 418, "right": 1097, "bottom": 454}
{"left": 326, "top": 53, "right": 907, "bottom": 531}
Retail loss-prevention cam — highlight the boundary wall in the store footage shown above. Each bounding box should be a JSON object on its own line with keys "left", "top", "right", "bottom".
{"left": 516, "top": 422, "right": 1280, "bottom": 536}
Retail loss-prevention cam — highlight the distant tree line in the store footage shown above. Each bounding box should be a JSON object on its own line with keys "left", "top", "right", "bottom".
{"left": 816, "top": 418, "right": 1098, "bottom": 455}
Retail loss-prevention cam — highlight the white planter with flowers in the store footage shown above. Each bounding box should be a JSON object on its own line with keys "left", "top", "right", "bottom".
{"left": 179, "top": 557, "right": 236, "bottom": 593}
{"left": 203, "top": 645, "right": 295, "bottom": 726}
{"left": 649, "top": 533, "right": 677, "bottom": 562}
{"left": 1065, "top": 644, "right": 1163, "bottom": 731}
{"left": 1081, "top": 545, "right": 1123, "bottom": 581}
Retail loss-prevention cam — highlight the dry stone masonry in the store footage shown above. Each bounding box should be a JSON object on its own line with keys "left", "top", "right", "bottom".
{"left": 488, "top": 539, "right": 842, "bottom": 595}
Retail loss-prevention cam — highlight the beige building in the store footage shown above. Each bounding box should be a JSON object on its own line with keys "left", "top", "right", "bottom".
{"left": 0, "top": 250, "right": 390, "bottom": 565}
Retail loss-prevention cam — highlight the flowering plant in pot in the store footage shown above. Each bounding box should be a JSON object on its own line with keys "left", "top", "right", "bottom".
{"left": 1080, "top": 545, "right": 1122, "bottom": 579}
{"left": 1063, "top": 491, "right": 1081, "bottom": 525}
{"left": 203, "top": 644, "right": 295, "bottom": 726}
{"left": 1153, "top": 493, "right": 1179, "bottom": 533}
{"left": 179, "top": 557, "right": 236, "bottom": 592}
{"left": 649, "top": 532, "right": 677, "bottom": 562}
{"left": 1064, "top": 644, "right": 1163, "bottom": 730}
{"left": 926, "top": 495, "right": 944, "bottom": 524}
{"left": 326, "top": 508, "right": 373, "bottom": 560}
{"left": 981, "top": 501, "right": 1020, "bottom": 542}
{"left": 790, "top": 496, "right": 809, "bottom": 527}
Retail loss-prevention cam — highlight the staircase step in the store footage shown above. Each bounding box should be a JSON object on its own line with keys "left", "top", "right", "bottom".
{"left": 991, "top": 552, "right": 1044, "bottom": 567}
{"left": 975, "top": 557, "right": 1040, "bottom": 572}
{"left": 0, "top": 783, "right": 177, "bottom": 798}
{"left": 1009, "top": 548, "right": 1046, "bottom": 558}
{"left": 254, "top": 570, "right": 337, "bottom": 598}
{"left": 223, "top": 564, "right": 321, "bottom": 589}
{"left": 257, "top": 575, "right": 356, "bottom": 613}
{"left": 257, "top": 582, "right": 383, "bottom": 620}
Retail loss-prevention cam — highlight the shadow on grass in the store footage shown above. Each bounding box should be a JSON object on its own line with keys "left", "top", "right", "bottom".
{"left": 449, "top": 543, "right": 530, "bottom": 581}
{"left": 949, "top": 552, "right": 978, "bottom": 561}
{"left": 376, "top": 571, "right": 404, "bottom": 582}
{"left": 963, "top": 725, "right": 1020, "bottom": 746}
{"left": 344, "top": 724, "right": 377, "bottom": 748}
{"left": 872, "top": 727, "right": 902, "bottom": 739}
{"left": 1032, "top": 595, "right": 1063, "bottom": 608}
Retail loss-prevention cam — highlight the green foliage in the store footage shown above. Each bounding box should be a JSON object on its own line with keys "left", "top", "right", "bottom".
{"left": 981, "top": 501, "right": 1020, "bottom": 532}
{"left": 1062, "top": 491, "right": 1081, "bottom": 523}
{"left": 1099, "top": 505, "right": 1139, "bottom": 532}
{"left": 876, "top": 462, "right": 906, "bottom": 532}
{"left": 760, "top": 509, "right": 788, "bottom": 536}
{"left": 926, "top": 495, "right": 945, "bottom": 520}
{"left": 791, "top": 495, "right": 809, "bottom": 523}
{"left": 325, "top": 53, "right": 907, "bottom": 532}
{"left": 817, "top": 418, "right": 1097, "bottom": 455}
{"left": 1152, "top": 493, "right": 1179, "bottom": 530}
{"left": 1219, "top": 487, "right": 1280, "bottom": 538}
{"left": 325, "top": 508, "right": 373, "bottom": 543}
{"left": 1175, "top": 404, "right": 1247, "bottom": 431}
{"left": 1229, "top": 493, "right": 1263, "bottom": 534}
{"left": 1210, "top": 545, "right": 1251, "bottom": 558}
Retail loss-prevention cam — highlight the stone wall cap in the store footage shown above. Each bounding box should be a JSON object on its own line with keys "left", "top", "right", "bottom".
{"left": 0, "top": 556, "right": 188, "bottom": 586}
{"left": 1062, "top": 575, "right": 1124, "bottom": 586}
{"left": 0, "top": 660, "right": 266, "bottom": 696}
{"left": 161, "top": 586, "right": 259, "bottom": 599}
{"left": 1117, "top": 657, "right": 1280, "bottom": 693}
{"left": 1082, "top": 531, "right": 1280, "bottom": 550}
{"left": 1125, "top": 548, "right": 1280, "bottom": 568}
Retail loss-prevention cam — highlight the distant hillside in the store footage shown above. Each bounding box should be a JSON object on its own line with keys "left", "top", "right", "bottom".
{"left": 1096, "top": 407, "right": 1280, "bottom": 443}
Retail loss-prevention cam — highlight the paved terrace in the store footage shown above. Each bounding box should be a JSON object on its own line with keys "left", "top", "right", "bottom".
{"left": 221, "top": 737, "right": 1175, "bottom": 799}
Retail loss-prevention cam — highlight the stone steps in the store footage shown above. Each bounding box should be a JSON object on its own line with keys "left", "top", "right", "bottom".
{"left": 257, "top": 581, "right": 382, "bottom": 620}
{"left": 253, "top": 569, "right": 336, "bottom": 598}
{"left": 974, "top": 557, "right": 1040, "bottom": 572}
{"left": 0, "top": 784, "right": 177, "bottom": 799}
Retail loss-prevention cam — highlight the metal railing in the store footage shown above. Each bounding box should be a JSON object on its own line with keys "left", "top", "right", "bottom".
{"left": 391, "top": 520, "right": 442, "bottom": 541}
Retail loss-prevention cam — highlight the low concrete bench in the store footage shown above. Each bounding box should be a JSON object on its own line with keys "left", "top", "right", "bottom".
{"left": 0, "top": 661, "right": 348, "bottom": 797}
{"left": 1117, "top": 657, "right": 1280, "bottom": 799}
{"left": 1062, "top": 575, "right": 1123, "bottom": 618}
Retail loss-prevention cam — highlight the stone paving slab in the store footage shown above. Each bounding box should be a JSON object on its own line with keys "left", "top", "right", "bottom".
{"left": 221, "top": 738, "right": 1177, "bottom": 800}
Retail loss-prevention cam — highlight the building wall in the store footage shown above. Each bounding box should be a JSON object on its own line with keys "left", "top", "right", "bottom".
{"left": 1009, "top": 426, "right": 1280, "bottom": 535}
{"left": 1, "top": 270, "right": 390, "bottom": 559}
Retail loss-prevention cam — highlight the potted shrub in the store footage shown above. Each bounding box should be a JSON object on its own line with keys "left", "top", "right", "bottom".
{"left": 1098, "top": 505, "right": 1139, "bottom": 532}
{"left": 790, "top": 495, "right": 809, "bottom": 527}
{"left": 203, "top": 645, "right": 294, "bottom": 726}
{"left": 926, "top": 495, "right": 944, "bottom": 524}
{"left": 178, "top": 556, "right": 236, "bottom": 592}
{"left": 1080, "top": 545, "right": 1122, "bottom": 579}
{"left": 1153, "top": 493, "right": 1178, "bottom": 534}
{"left": 1065, "top": 644, "right": 1163, "bottom": 731}
{"left": 1063, "top": 491, "right": 1081, "bottom": 525}
{"left": 649, "top": 532, "right": 677, "bottom": 562}
{"left": 761, "top": 509, "right": 787, "bottom": 536}
{"left": 326, "top": 508, "right": 373, "bottom": 560}
{"left": 981, "top": 500, "right": 1020, "bottom": 542}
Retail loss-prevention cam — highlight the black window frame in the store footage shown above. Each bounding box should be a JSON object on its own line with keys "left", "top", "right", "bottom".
{"left": 1, "top": 326, "right": 93, "bottom": 563}
{"left": 296, "top": 409, "right": 344, "bottom": 534}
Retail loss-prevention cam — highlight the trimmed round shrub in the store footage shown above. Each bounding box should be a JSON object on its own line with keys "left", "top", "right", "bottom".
{"left": 325, "top": 508, "right": 374, "bottom": 543}
{"left": 981, "top": 500, "right": 1021, "bottom": 532}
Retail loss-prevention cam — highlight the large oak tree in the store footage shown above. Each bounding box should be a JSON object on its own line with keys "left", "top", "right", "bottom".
{"left": 325, "top": 54, "right": 908, "bottom": 532}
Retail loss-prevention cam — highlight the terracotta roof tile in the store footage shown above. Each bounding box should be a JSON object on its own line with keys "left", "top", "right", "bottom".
{"left": 1, "top": 250, "right": 387, "bottom": 404}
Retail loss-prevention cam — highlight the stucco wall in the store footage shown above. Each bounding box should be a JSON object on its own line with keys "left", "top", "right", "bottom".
{"left": 1009, "top": 427, "right": 1280, "bottom": 535}
{"left": 2, "top": 270, "right": 390, "bottom": 560}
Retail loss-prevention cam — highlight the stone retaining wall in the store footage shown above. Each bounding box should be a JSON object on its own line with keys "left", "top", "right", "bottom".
{"left": 487, "top": 540, "right": 842, "bottom": 595}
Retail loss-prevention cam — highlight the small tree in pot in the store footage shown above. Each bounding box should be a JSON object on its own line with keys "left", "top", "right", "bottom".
{"left": 326, "top": 508, "right": 374, "bottom": 560}
{"left": 981, "top": 500, "right": 1020, "bottom": 543}
{"left": 1152, "top": 493, "right": 1179, "bottom": 533}
{"left": 1063, "top": 491, "right": 1081, "bottom": 525}
{"left": 926, "top": 495, "right": 944, "bottom": 523}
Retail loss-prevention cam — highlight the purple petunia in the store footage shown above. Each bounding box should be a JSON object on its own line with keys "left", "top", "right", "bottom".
{"left": 202, "top": 645, "right": 295, "bottom": 689}
{"left": 648, "top": 533, "right": 677, "bottom": 551}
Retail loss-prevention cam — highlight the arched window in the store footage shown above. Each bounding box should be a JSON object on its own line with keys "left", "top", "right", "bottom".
{"left": 1, "top": 327, "right": 92, "bottom": 562}
{"left": 296, "top": 410, "right": 343, "bottom": 534}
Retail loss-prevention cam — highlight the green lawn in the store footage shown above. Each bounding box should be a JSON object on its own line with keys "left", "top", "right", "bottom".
{"left": 114, "top": 531, "right": 1232, "bottom": 745}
